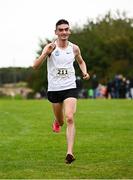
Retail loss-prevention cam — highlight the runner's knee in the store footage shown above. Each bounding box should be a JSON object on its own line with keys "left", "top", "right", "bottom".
{"left": 66, "top": 114, "right": 74, "bottom": 124}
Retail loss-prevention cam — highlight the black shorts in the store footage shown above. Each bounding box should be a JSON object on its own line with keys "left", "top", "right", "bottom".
{"left": 47, "top": 88, "right": 78, "bottom": 103}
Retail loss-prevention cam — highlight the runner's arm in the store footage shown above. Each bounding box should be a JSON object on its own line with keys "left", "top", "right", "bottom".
{"left": 33, "top": 42, "right": 56, "bottom": 69}
{"left": 74, "top": 45, "right": 90, "bottom": 80}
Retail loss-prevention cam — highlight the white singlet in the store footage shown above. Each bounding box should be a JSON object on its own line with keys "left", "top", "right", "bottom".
{"left": 47, "top": 41, "right": 76, "bottom": 91}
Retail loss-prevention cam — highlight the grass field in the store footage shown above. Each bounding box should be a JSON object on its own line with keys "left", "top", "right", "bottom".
{"left": 0, "top": 99, "right": 133, "bottom": 179}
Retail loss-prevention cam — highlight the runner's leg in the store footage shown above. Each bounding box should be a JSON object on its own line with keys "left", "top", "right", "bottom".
{"left": 52, "top": 103, "right": 64, "bottom": 126}
{"left": 64, "top": 98, "right": 77, "bottom": 155}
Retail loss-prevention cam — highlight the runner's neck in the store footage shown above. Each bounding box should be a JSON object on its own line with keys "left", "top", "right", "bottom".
{"left": 56, "top": 39, "right": 69, "bottom": 49}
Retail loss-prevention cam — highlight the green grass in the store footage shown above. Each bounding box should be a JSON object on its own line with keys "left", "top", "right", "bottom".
{"left": 0, "top": 99, "right": 133, "bottom": 179}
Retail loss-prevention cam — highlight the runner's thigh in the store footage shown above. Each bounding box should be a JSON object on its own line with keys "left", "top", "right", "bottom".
{"left": 64, "top": 98, "right": 77, "bottom": 116}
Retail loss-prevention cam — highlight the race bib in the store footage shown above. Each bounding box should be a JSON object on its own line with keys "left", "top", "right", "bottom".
{"left": 56, "top": 68, "right": 68, "bottom": 77}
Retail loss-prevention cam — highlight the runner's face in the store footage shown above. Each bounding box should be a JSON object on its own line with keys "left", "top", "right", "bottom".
{"left": 55, "top": 24, "right": 71, "bottom": 40}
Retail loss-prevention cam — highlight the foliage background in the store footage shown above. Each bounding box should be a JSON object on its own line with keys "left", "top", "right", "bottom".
{"left": 0, "top": 11, "right": 133, "bottom": 92}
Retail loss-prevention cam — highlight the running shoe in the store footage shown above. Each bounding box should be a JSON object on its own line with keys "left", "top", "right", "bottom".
{"left": 52, "top": 121, "right": 61, "bottom": 133}
{"left": 65, "top": 154, "right": 75, "bottom": 164}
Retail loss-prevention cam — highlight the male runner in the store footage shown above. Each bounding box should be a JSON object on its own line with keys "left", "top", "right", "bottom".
{"left": 33, "top": 19, "right": 90, "bottom": 164}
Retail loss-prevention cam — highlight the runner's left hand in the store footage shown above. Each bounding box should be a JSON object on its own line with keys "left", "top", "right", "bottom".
{"left": 83, "top": 73, "right": 90, "bottom": 80}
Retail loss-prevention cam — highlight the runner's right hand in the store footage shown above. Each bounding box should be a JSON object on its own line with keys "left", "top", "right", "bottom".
{"left": 46, "top": 42, "right": 56, "bottom": 55}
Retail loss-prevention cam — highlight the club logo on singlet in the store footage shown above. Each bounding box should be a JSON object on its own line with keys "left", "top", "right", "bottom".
{"left": 55, "top": 50, "right": 60, "bottom": 56}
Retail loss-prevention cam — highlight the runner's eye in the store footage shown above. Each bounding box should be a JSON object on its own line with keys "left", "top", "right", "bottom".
{"left": 58, "top": 28, "right": 69, "bottom": 32}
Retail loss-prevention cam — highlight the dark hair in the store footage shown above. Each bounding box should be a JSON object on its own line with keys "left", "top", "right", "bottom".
{"left": 56, "top": 19, "right": 69, "bottom": 29}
